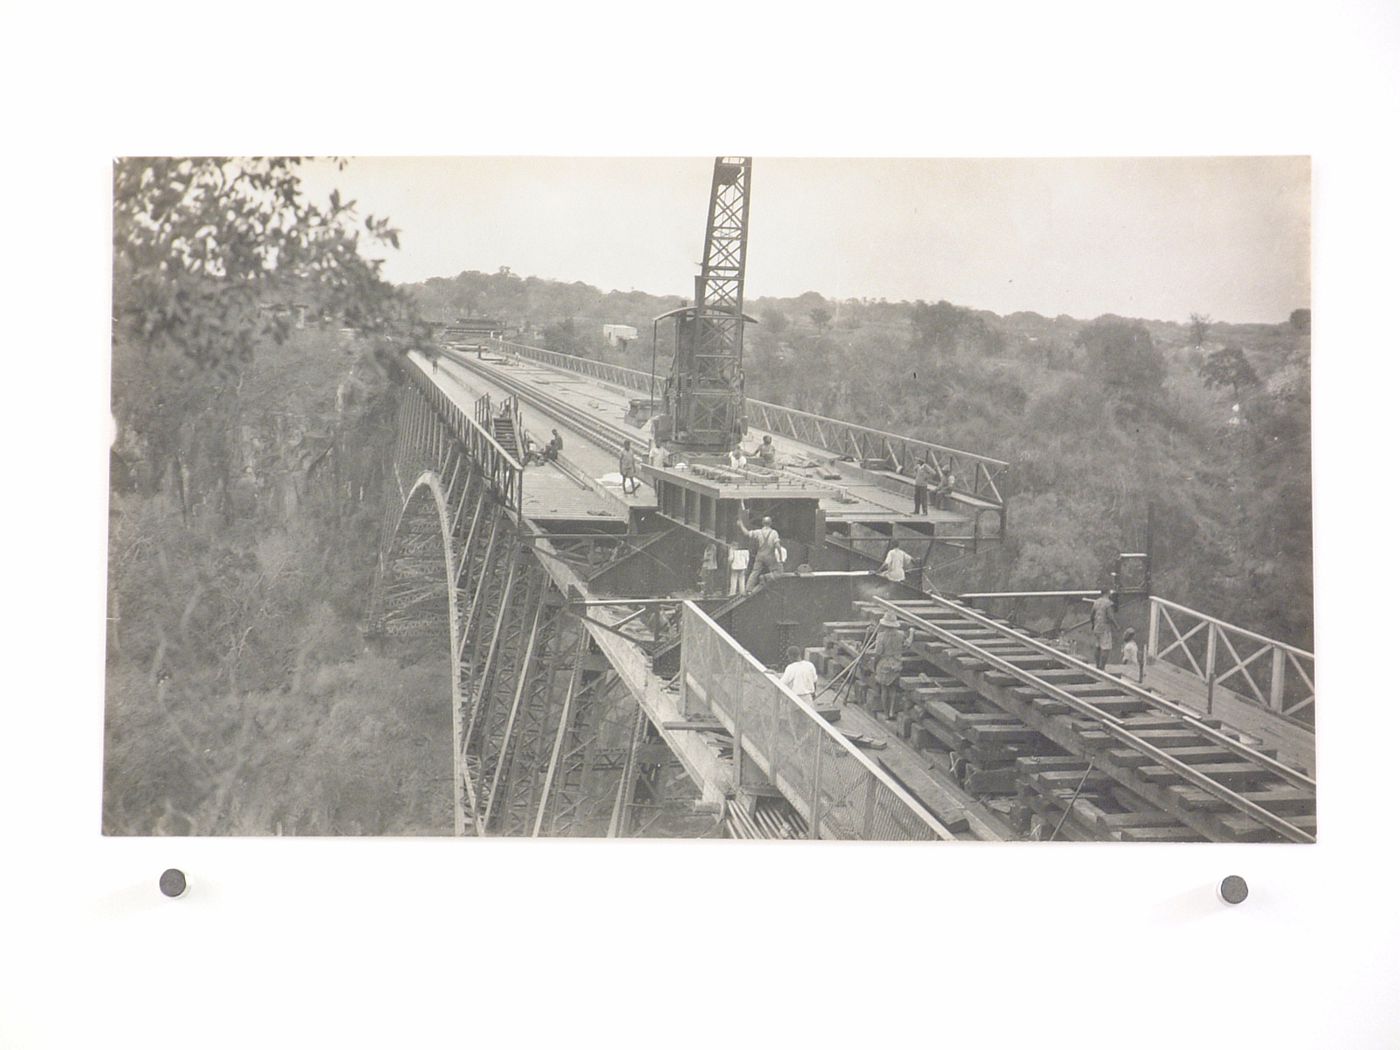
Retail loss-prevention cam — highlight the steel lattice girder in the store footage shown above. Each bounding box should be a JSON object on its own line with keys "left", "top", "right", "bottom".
{"left": 536, "top": 663, "right": 637, "bottom": 837}
{"left": 495, "top": 611, "right": 585, "bottom": 835}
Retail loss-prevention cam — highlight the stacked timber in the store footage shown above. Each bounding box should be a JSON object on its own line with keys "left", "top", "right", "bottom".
{"left": 821, "top": 620, "right": 1067, "bottom": 797}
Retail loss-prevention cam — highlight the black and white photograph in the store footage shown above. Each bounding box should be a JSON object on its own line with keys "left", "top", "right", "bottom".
{"left": 104, "top": 155, "right": 1314, "bottom": 842}
{"left": 9, "top": 2, "right": 1400, "bottom": 1047}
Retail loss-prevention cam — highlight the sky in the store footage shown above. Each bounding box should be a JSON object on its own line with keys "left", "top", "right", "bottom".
{"left": 299, "top": 156, "right": 1309, "bottom": 325}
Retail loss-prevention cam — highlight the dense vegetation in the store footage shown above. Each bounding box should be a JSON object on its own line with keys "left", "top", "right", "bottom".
{"left": 410, "top": 270, "right": 1313, "bottom": 647}
{"left": 105, "top": 160, "right": 449, "bottom": 835}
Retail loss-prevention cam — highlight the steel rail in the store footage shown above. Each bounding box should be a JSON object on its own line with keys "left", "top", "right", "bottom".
{"left": 445, "top": 350, "right": 636, "bottom": 457}
{"left": 891, "top": 592, "right": 1316, "bottom": 792}
{"left": 870, "top": 597, "right": 1315, "bottom": 843}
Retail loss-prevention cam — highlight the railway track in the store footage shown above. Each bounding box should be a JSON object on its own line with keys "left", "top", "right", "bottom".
{"left": 824, "top": 593, "right": 1317, "bottom": 843}
{"left": 441, "top": 349, "right": 638, "bottom": 458}
{"left": 436, "top": 345, "right": 1318, "bottom": 842}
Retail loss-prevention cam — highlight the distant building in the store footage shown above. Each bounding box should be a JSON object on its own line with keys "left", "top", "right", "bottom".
{"left": 604, "top": 324, "right": 639, "bottom": 347}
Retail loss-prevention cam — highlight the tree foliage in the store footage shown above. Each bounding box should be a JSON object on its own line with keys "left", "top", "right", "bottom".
{"left": 759, "top": 305, "right": 789, "bottom": 335}
{"left": 1075, "top": 317, "right": 1165, "bottom": 395}
{"left": 911, "top": 299, "right": 1005, "bottom": 355}
{"left": 113, "top": 157, "right": 411, "bottom": 373}
{"left": 1189, "top": 312, "right": 1212, "bottom": 347}
{"left": 105, "top": 158, "right": 441, "bottom": 836}
{"left": 1199, "top": 344, "right": 1260, "bottom": 398}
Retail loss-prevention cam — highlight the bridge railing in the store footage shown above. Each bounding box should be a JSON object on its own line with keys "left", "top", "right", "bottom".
{"left": 406, "top": 355, "right": 524, "bottom": 517}
{"left": 680, "top": 602, "right": 952, "bottom": 840}
{"left": 740, "top": 400, "right": 1009, "bottom": 513}
{"left": 1147, "top": 597, "right": 1315, "bottom": 725}
{"left": 492, "top": 338, "right": 1008, "bottom": 518}
{"left": 497, "top": 339, "right": 653, "bottom": 392}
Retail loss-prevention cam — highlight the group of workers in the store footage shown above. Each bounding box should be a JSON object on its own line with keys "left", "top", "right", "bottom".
{"left": 1091, "top": 587, "right": 1143, "bottom": 679}
{"left": 521, "top": 428, "right": 563, "bottom": 467}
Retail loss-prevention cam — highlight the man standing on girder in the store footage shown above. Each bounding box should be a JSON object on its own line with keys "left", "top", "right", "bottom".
{"left": 913, "top": 459, "right": 936, "bottom": 515}
{"left": 619, "top": 440, "right": 640, "bottom": 495}
{"left": 1090, "top": 587, "right": 1120, "bottom": 671}
{"left": 736, "top": 513, "right": 783, "bottom": 591}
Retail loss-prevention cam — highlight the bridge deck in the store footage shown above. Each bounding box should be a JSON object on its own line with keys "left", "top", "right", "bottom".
{"left": 445, "top": 350, "right": 968, "bottom": 528}
{"left": 430, "top": 353, "right": 648, "bottom": 523}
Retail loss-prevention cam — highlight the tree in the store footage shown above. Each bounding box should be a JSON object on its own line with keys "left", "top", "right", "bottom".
{"left": 1289, "top": 308, "right": 1311, "bottom": 333}
{"left": 809, "top": 306, "right": 832, "bottom": 331}
{"left": 1189, "top": 312, "right": 1212, "bottom": 347}
{"left": 113, "top": 157, "right": 412, "bottom": 374}
{"left": 759, "top": 306, "right": 789, "bottom": 335}
{"left": 911, "top": 299, "right": 1004, "bottom": 355}
{"left": 1074, "top": 317, "right": 1165, "bottom": 395}
{"left": 1199, "top": 345, "right": 1260, "bottom": 400}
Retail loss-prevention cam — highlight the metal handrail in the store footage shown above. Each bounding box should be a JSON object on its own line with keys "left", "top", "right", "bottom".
{"left": 871, "top": 596, "right": 1314, "bottom": 843}
{"left": 1150, "top": 596, "right": 1314, "bottom": 659}
{"left": 407, "top": 354, "right": 524, "bottom": 517}
{"left": 1147, "top": 597, "right": 1315, "bottom": 718}
{"left": 682, "top": 601, "right": 954, "bottom": 840}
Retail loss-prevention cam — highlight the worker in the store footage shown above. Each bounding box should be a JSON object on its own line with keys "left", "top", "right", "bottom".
{"left": 754, "top": 435, "right": 777, "bottom": 468}
{"left": 1120, "top": 626, "right": 1143, "bottom": 683}
{"left": 870, "top": 611, "right": 910, "bottom": 718}
{"left": 542, "top": 429, "right": 563, "bottom": 462}
{"left": 736, "top": 513, "right": 783, "bottom": 591}
{"left": 913, "top": 459, "right": 936, "bottom": 515}
{"left": 1090, "top": 587, "right": 1119, "bottom": 670}
{"left": 727, "top": 544, "right": 750, "bottom": 595}
{"left": 728, "top": 443, "right": 747, "bottom": 470}
{"left": 700, "top": 542, "right": 720, "bottom": 596}
{"left": 648, "top": 440, "right": 667, "bottom": 469}
{"left": 779, "top": 645, "right": 818, "bottom": 706}
{"left": 619, "top": 440, "right": 640, "bottom": 495}
{"left": 877, "top": 539, "right": 915, "bottom": 584}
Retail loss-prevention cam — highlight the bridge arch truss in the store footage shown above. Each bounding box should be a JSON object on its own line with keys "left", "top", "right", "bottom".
{"left": 371, "top": 367, "right": 707, "bottom": 837}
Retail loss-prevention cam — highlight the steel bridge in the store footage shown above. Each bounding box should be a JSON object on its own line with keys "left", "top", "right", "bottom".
{"left": 368, "top": 343, "right": 1316, "bottom": 841}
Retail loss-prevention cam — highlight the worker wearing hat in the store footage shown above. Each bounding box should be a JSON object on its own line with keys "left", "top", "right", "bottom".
{"left": 869, "top": 610, "right": 911, "bottom": 718}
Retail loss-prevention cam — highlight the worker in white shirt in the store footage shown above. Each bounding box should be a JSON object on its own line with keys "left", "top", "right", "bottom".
{"left": 1119, "top": 627, "right": 1144, "bottom": 683}
{"left": 878, "top": 540, "right": 915, "bottom": 584}
{"left": 727, "top": 545, "right": 750, "bottom": 595}
{"left": 779, "top": 646, "right": 818, "bottom": 705}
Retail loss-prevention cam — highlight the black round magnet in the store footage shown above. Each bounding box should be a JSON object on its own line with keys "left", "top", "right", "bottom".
{"left": 159, "top": 868, "right": 188, "bottom": 899}
{"left": 1218, "top": 874, "right": 1248, "bottom": 905}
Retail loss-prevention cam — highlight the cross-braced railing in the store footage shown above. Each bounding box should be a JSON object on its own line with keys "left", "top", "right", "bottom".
{"left": 679, "top": 602, "right": 954, "bottom": 840}
{"left": 405, "top": 354, "right": 523, "bottom": 518}
{"left": 1147, "top": 597, "right": 1315, "bottom": 725}
{"left": 497, "top": 340, "right": 652, "bottom": 392}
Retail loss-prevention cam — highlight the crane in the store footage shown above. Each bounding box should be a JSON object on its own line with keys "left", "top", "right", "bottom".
{"left": 653, "top": 157, "right": 753, "bottom": 457}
